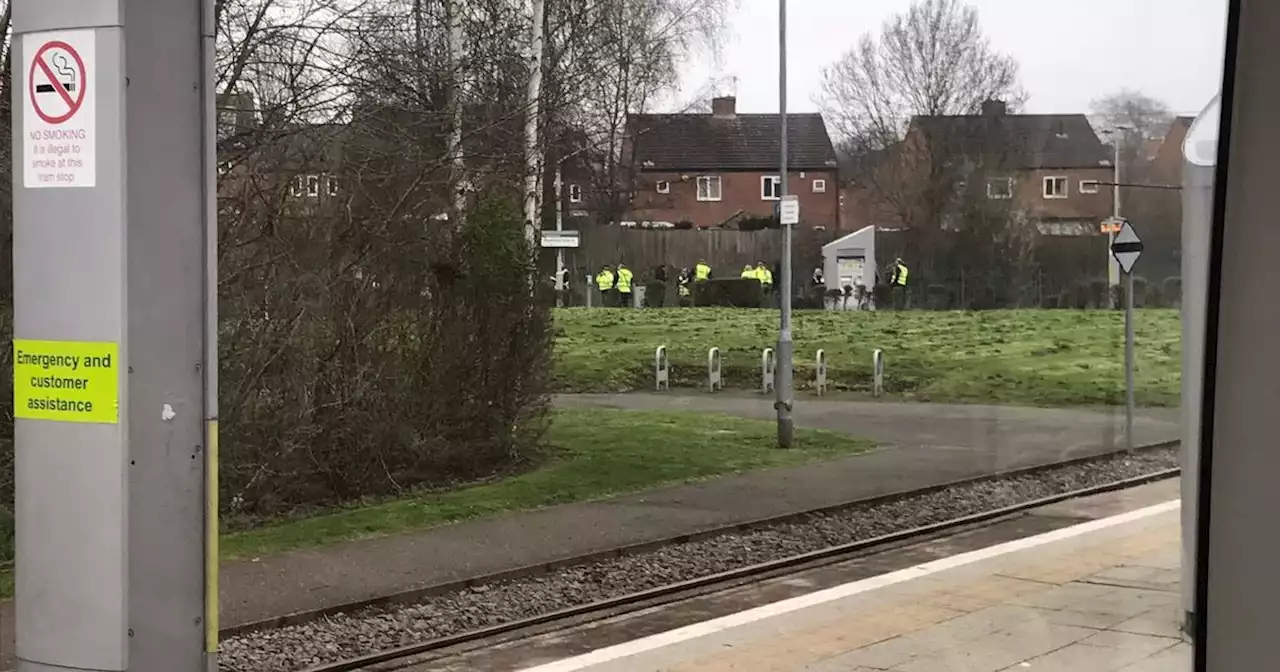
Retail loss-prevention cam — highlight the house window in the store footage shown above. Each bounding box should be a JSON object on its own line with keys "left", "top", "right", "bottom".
{"left": 306, "top": 174, "right": 320, "bottom": 197}
{"left": 697, "top": 175, "right": 722, "bottom": 201}
{"left": 1043, "top": 176, "right": 1068, "bottom": 199}
{"left": 290, "top": 175, "right": 309, "bottom": 197}
{"left": 327, "top": 175, "right": 339, "bottom": 196}
{"left": 1079, "top": 180, "right": 1100, "bottom": 194}
{"left": 986, "top": 177, "right": 1013, "bottom": 199}
{"left": 568, "top": 183, "right": 582, "bottom": 203}
{"left": 761, "top": 175, "right": 782, "bottom": 200}
{"left": 812, "top": 179, "right": 827, "bottom": 193}
{"left": 656, "top": 180, "right": 671, "bottom": 194}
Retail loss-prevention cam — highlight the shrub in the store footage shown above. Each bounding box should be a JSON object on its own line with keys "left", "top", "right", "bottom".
{"left": 644, "top": 280, "right": 667, "bottom": 307}
{"left": 216, "top": 197, "right": 552, "bottom": 520}
{"left": 693, "top": 278, "right": 764, "bottom": 308}
{"left": 925, "top": 284, "right": 952, "bottom": 310}
{"left": 736, "top": 215, "right": 779, "bottom": 231}
{"left": 1163, "top": 276, "right": 1182, "bottom": 307}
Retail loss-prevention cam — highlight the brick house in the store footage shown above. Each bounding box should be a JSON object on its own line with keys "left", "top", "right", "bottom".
{"left": 623, "top": 96, "right": 841, "bottom": 230}
{"left": 845, "top": 100, "right": 1114, "bottom": 237}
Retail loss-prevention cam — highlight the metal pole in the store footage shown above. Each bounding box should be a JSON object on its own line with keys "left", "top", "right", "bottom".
{"left": 1109, "top": 138, "right": 1121, "bottom": 305}
{"left": 555, "top": 164, "right": 565, "bottom": 306}
{"left": 1124, "top": 269, "right": 1135, "bottom": 451}
{"left": 774, "top": 0, "right": 794, "bottom": 449}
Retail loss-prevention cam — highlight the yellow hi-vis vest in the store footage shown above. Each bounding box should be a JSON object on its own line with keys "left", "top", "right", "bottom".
{"left": 596, "top": 270, "right": 615, "bottom": 290}
{"left": 616, "top": 267, "right": 634, "bottom": 293}
{"left": 695, "top": 263, "right": 711, "bottom": 281}
{"left": 894, "top": 263, "right": 909, "bottom": 287}
{"left": 757, "top": 267, "right": 773, "bottom": 286}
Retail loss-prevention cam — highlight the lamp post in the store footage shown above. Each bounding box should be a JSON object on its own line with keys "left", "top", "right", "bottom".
{"left": 1105, "top": 125, "right": 1132, "bottom": 306}
{"left": 775, "top": 0, "right": 795, "bottom": 448}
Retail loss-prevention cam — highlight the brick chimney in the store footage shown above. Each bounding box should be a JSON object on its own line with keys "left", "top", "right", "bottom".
{"left": 712, "top": 96, "right": 737, "bottom": 119}
{"left": 981, "top": 99, "right": 1007, "bottom": 116}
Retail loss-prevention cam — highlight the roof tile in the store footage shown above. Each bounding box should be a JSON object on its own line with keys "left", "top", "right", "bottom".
{"left": 629, "top": 113, "right": 838, "bottom": 171}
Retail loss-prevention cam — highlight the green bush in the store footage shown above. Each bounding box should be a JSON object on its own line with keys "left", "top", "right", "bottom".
{"left": 693, "top": 278, "right": 764, "bottom": 308}
{"left": 0, "top": 506, "right": 11, "bottom": 563}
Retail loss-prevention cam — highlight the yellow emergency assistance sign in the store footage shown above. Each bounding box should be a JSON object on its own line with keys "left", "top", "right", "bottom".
{"left": 14, "top": 339, "right": 119, "bottom": 424}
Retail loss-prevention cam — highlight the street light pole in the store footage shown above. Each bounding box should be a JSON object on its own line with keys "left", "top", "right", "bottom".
{"left": 775, "top": 0, "right": 795, "bottom": 448}
{"left": 1109, "top": 136, "right": 1121, "bottom": 303}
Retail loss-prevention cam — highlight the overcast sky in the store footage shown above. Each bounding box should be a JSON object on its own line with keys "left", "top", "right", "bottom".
{"left": 675, "top": 0, "right": 1229, "bottom": 119}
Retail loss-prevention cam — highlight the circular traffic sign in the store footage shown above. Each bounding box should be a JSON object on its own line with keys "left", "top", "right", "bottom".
{"left": 28, "top": 40, "right": 87, "bottom": 125}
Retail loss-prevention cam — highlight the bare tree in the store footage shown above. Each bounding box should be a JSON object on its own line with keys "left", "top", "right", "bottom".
{"left": 815, "top": 0, "right": 1024, "bottom": 148}
{"left": 816, "top": 0, "right": 1032, "bottom": 292}
{"left": 1091, "top": 89, "right": 1174, "bottom": 143}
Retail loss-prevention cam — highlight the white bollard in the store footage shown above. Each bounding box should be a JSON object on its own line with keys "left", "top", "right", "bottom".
{"left": 873, "top": 349, "right": 885, "bottom": 398}
{"left": 815, "top": 349, "right": 828, "bottom": 396}
{"left": 585, "top": 274, "right": 594, "bottom": 308}
{"left": 708, "top": 347, "right": 723, "bottom": 392}
{"left": 761, "top": 347, "right": 775, "bottom": 394}
{"left": 655, "top": 345, "right": 669, "bottom": 391}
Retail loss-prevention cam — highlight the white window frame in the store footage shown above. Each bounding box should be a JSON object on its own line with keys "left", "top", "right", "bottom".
{"left": 761, "top": 175, "right": 782, "bottom": 201}
{"left": 656, "top": 180, "right": 671, "bottom": 194}
{"left": 305, "top": 174, "right": 320, "bottom": 197}
{"left": 290, "top": 175, "right": 307, "bottom": 197}
{"left": 327, "top": 175, "right": 339, "bottom": 196}
{"left": 568, "top": 183, "right": 582, "bottom": 203}
{"left": 812, "top": 179, "right": 827, "bottom": 193}
{"left": 1043, "top": 176, "right": 1068, "bottom": 199}
{"left": 1079, "top": 179, "right": 1100, "bottom": 194}
{"left": 986, "top": 177, "right": 1014, "bottom": 200}
{"left": 697, "top": 175, "right": 722, "bottom": 202}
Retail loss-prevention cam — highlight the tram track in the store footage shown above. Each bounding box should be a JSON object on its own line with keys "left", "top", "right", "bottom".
{"left": 218, "top": 441, "right": 1179, "bottom": 672}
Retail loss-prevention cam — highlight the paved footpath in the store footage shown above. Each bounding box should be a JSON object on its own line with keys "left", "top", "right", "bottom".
{"left": 0, "top": 397, "right": 1177, "bottom": 668}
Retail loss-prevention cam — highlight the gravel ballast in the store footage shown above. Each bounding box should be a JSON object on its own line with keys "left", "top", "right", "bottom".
{"left": 219, "top": 447, "right": 1178, "bottom": 672}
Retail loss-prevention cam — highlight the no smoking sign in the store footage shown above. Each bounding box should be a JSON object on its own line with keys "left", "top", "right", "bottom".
{"left": 23, "top": 30, "right": 96, "bottom": 189}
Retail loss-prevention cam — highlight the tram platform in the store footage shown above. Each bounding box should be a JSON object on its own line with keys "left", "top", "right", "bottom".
{"left": 522, "top": 497, "right": 1186, "bottom": 672}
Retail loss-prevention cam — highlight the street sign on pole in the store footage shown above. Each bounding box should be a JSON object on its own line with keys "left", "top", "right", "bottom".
{"left": 1108, "top": 218, "right": 1142, "bottom": 452}
{"left": 779, "top": 194, "right": 800, "bottom": 226}
{"left": 1110, "top": 219, "right": 1144, "bottom": 273}
{"left": 540, "top": 230, "right": 580, "bottom": 248}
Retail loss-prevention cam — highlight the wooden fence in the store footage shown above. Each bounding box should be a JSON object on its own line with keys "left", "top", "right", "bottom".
{"left": 551, "top": 226, "right": 832, "bottom": 287}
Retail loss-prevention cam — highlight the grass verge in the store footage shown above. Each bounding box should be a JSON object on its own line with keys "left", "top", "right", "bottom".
{"left": 0, "top": 409, "right": 871, "bottom": 601}
{"left": 553, "top": 307, "right": 1181, "bottom": 407}
{"left": 221, "top": 408, "right": 871, "bottom": 560}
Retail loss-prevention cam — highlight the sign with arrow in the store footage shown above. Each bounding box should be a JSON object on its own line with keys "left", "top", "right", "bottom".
{"left": 1110, "top": 219, "right": 1144, "bottom": 274}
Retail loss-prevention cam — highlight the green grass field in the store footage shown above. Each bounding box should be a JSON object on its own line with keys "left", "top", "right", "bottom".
{"left": 553, "top": 308, "right": 1181, "bottom": 407}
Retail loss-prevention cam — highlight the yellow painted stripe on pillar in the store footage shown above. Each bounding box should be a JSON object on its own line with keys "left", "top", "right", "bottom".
{"left": 205, "top": 419, "right": 220, "bottom": 653}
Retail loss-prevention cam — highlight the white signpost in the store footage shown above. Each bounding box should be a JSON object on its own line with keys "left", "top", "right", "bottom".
{"left": 1110, "top": 218, "right": 1144, "bottom": 450}
{"left": 779, "top": 194, "right": 800, "bottom": 226}
{"left": 23, "top": 31, "right": 96, "bottom": 188}
{"left": 540, "top": 230, "right": 580, "bottom": 248}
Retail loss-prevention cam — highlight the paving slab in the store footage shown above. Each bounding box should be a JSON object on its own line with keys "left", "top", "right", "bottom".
{"left": 0, "top": 397, "right": 1178, "bottom": 670}
{"left": 536, "top": 506, "right": 1186, "bottom": 672}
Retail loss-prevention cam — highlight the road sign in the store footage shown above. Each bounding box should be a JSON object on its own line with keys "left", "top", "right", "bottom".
{"left": 1110, "top": 219, "right": 1144, "bottom": 274}
{"left": 779, "top": 194, "right": 800, "bottom": 225}
{"left": 540, "top": 230, "right": 580, "bottom": 248}
{"left": 23, "top": 31, "right": 96, "bottom": 188}
{"left": 1100, "top": 216, "right": 1125, "bottom": 234}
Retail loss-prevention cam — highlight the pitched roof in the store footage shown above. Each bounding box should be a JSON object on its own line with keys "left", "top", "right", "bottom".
{"left": 629, "top": 113, "right": 838, "bottom": 171}
{"left": 910, "top": 113, "right": 1109, "bottom": 169}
